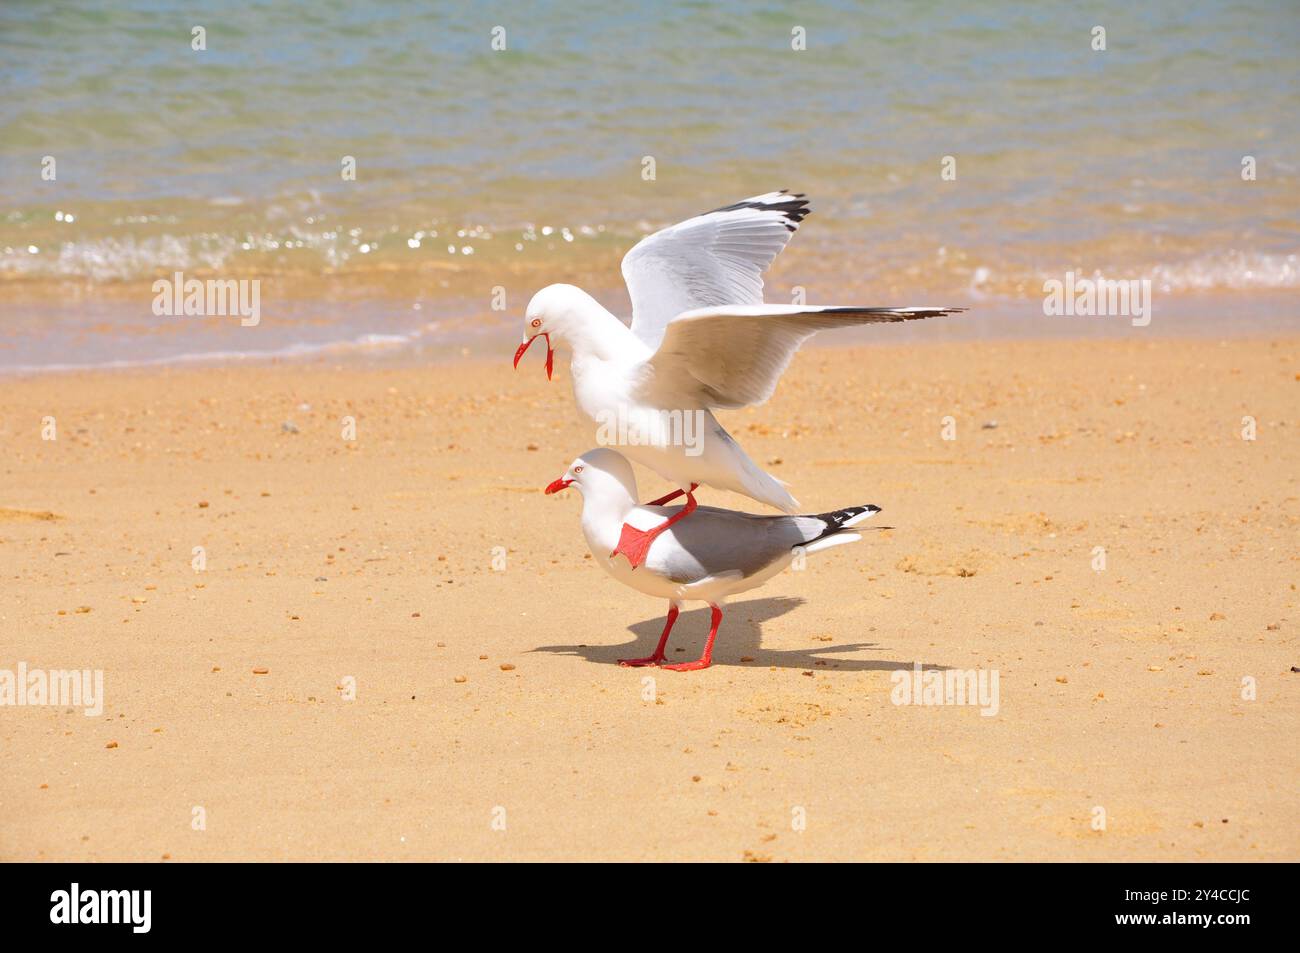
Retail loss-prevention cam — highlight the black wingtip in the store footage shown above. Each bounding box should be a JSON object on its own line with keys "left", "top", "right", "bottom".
{"left": 709, "top": 192, "right": 812, "bottom": 229}
{"left": 822, "top": 306, "right": 967, "bottom": 321}
{"left": 807, "top": 504, "right": 881, "bottom": 542}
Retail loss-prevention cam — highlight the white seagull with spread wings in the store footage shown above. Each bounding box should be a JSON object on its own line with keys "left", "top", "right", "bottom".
{"left": 514, "top": 191, "right": 962, "bottom": 568}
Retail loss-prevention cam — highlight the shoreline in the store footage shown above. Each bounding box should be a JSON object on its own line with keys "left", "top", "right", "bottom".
{"left": 2, "top": 288, "right": 1298, "bottom": 378}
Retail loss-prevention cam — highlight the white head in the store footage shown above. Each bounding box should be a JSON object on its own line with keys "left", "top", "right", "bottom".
{"left": 544, "top": 447, "right": 639, "bottom": 505}
{"left": 513, "top": 283, "right": 619, "bottom": 378}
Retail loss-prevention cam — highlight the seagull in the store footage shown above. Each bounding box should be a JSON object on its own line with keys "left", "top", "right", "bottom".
{"left": 545, "top": 448, "right": 879, "bottom": 671}
{"left": 514, "top": 190, "right": 960, "bottom": 569}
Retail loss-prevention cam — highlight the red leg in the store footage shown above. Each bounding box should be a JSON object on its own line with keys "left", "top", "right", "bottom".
{"left": 619, "top": 604, "right": 679, "bottom": 667}
{"left": 647, "top": 483, "right": 696, "bottom": 504}
{"left": 611, "top": 484, "right": 699, "bottom": 570}
{"left": 661, "top": 604, "right": 722, "bottom": 672}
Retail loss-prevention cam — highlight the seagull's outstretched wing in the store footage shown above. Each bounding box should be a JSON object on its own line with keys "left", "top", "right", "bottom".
{"left": 636, "top": 304, "right": 965, "bottom": 410}
{"left": 622, "top": 191, "right": 810, "bottom": 350}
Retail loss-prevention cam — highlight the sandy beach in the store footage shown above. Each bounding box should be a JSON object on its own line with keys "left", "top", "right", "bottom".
{"left": 2, "top": 334, "right": 1296, "bottom": 861}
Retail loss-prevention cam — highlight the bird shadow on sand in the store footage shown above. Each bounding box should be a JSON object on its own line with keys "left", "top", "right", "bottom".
{"left": 531, "top": 596, "right": 951, "bottom": 672}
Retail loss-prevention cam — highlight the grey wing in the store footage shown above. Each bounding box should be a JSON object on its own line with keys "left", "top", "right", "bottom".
{"left": 621, "top": 192, "right": 810, "bottom": 351}
{"left": 643, "top": 506, "right": 824, "bottom": 584}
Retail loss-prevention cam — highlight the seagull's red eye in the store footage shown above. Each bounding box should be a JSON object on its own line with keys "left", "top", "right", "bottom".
{"left": 573, "top": 465, "right": 583, "bottom": 473}
{"left": 530, "top": 318, "right": 541, "bottom": 328}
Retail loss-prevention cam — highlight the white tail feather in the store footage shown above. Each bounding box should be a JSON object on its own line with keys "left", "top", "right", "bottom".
{"left": 803, "top": 532, "right": 861, "bottom": 555}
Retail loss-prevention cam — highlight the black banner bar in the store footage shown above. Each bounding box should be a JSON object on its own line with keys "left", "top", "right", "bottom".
{"left": 2, "top": 861, "right": 1285, "bottom": 940}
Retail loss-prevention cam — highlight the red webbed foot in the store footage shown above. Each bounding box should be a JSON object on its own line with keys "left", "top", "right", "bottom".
{"left": 610, "top": 523, "right": 657, "bottom": 569}
{"left": 618, "top": 654, "right": 666, "bottom": 667}
{"left": 658, "top": 658, "right": 712, "bottom": 672}
{"left": 610, "top": 484, "right": 699, "bottom": 570}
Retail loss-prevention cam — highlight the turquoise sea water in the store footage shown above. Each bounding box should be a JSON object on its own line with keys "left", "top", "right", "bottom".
{"left": 1, "top": 0, "right": 1297, "bottom": 369}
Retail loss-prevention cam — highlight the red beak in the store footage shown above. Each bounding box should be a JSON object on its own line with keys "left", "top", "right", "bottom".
{"left": 513, "top": 333, "right": 554, "bottom": 380}
{"left": 544, "top": 477, "right": 573, "bottom": 495}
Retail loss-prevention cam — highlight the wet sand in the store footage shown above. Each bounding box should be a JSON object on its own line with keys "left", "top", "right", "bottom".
{"left": 1, "top": 335, "right": 1296, "bottom": 860}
